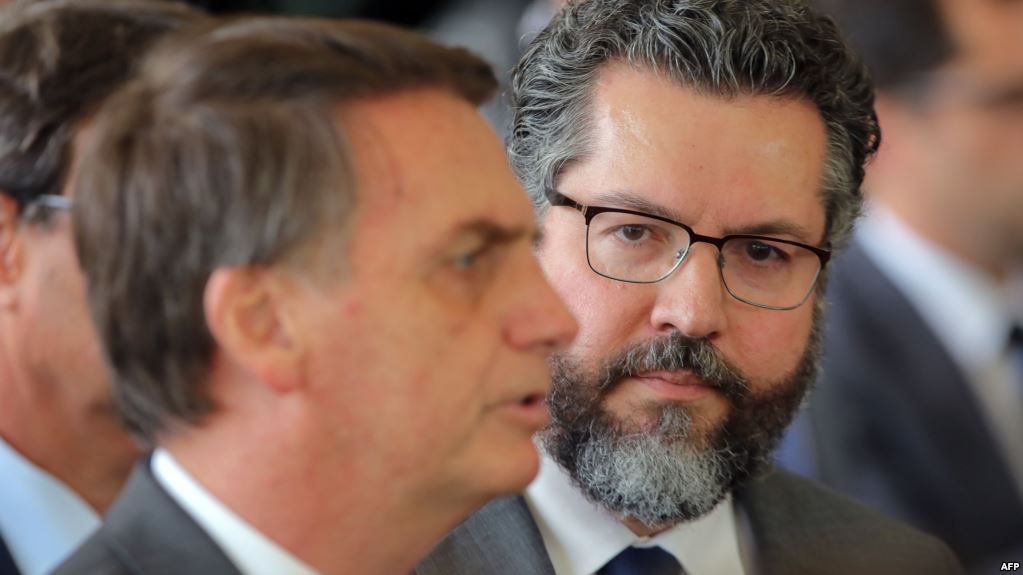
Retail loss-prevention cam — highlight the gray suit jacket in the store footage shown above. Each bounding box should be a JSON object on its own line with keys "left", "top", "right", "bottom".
{"left": 51, "top": 459, "right": 241, "bottom": 575}
{"left": 415, "top": 468, "right": 961, "bottom": 575}
{"left": 787, "top": 240, "right": 1023, "bottom": 571}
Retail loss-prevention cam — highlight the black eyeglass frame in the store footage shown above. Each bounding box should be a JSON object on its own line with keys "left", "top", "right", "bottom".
{"left": 546, "top": 189, "right": 832, "bottom": 310}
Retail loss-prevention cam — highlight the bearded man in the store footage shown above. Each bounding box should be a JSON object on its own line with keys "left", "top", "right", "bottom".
{"left": 417, "top": 1, "right": 962, "bottom": 573}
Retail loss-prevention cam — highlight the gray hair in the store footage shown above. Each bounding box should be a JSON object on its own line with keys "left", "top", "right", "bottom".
{"left": 509, "top": 0, "right": 879, "bottom": 251}
{"left": 75, "top": 17, "right": 497, "bottom": 443}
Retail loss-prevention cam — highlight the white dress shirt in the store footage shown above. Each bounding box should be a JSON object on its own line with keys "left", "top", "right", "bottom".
{"left": 0, "top": 437, "right": 100, "bottom": 575}
{"left": 858, "top": 203, "right": 1023, "bottom": 494}
{"left": 151, "top": 449, "right": 319, "bottom": 575}
{"left": 525, "top": 454, "right": 748, "bottom": 575}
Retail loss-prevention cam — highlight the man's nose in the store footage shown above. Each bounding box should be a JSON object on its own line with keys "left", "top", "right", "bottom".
{"left": 502, "top": 251, "right": 578, "bottom": 354}
{"left": 648, "top": 243, "right": 727, "bottom": 339}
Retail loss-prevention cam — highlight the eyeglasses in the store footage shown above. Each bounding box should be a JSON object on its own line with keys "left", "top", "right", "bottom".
{"left": 547, "top": 190, "right": 830, "bottom": 310}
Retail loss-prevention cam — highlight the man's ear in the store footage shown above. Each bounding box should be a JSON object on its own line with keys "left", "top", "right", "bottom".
{"left": 0, "top": 194, "right": 24, "bottom": 309}
{"left": 203, "top": 267, "right": 304, "bottom": 394}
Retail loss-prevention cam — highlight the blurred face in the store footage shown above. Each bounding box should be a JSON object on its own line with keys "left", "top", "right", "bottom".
{"left": 0, "top": 164, "right": 137, "bottom": 485}
{"left": 536, "top": 64, "right": 827, "bottom": 527}
{"left": 296, "top": 90, "right": 576, "bottom": 507}
{"left": 915, "top": 0, "right": 1023, "bottom": 258}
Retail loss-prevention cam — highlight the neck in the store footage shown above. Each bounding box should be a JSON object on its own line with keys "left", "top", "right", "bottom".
{"left": 620, "top": 516, "right": 672, "bottom": 538}
{"left": 876, "top": 194, "right": 1012, "bottom": 281}
{"left": 165, "top": 416, "right": 478, "bottom": 575}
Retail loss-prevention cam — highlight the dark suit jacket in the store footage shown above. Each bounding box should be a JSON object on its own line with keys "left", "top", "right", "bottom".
{"left": 415, "top": 468, "right": 961, "bottom": 575}
{"left": 788, "top": 240, "right": 1023, "bottom": 571}
{"left": 0, "top": 536, "right": 19, "bottom": 575}
{"left": 51, "top": 460, "right": 241, "bottom": 575}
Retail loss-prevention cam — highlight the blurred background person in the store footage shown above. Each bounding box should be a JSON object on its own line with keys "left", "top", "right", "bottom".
{"left": 778, "top": 0, "right": 1023, "bottom": 570}
{"left": 178, "top": 0, "right": 566, "bottom": 133}
{"left": 0, "top": 2, "right": 204, "bottom": 574}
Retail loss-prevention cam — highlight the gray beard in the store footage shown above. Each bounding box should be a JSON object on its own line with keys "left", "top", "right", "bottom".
{"left": 540, "top": 311, "right": 822, "bottom": 529}
{"left": 568, "top": 405, "right": 731, "bottom": 527}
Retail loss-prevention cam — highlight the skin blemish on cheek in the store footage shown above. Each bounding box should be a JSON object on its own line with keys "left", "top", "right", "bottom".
{"left": 344, "top": 300, "right": 362, "bottom": 317}
{"left": 408, "top": 369, "right": 432, "bottom": 396}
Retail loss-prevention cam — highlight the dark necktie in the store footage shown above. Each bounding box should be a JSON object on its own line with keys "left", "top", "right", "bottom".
{"left": 597, "top": 546, "right": 684, "bottom": 575}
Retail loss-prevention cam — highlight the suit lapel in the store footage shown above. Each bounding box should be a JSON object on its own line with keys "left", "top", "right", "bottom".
{"left": 98, "top": 460, "right": 242, "bottom": 575}
{"left": 415, "top": 496, "right": 556, "bottom": 575}
{"left": 0, "top": 535, "right": 19, "bottom": 575}
{"left": 736, "top": 469, "right": 831, "bottom": 575}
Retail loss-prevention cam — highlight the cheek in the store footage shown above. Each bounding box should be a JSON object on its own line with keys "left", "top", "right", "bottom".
{"left": 29, "top": 255, "right": 102, "bottom": 358}
{"left": 359, "top": 291, "right": 495, "bottom": 422}
{"left": 543, "top": 254, "right": 648, "bottom": 358}
{"left": 730, "top": 303, "right": 814, "bottom": 382}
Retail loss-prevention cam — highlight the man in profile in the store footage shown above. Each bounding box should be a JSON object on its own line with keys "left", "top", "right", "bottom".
{"left": 56, "top": 15, "right": 576, "bottom": 575}
{"left": 418, "top": 1, "right": 961, "bottom": 573}
{"left": 0, "top": 2, "right": 203, "bottom": 573}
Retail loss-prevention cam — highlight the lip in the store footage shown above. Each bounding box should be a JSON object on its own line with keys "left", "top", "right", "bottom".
{"left": 494, "top": 392, "right": 550, "bottom": 430}
{"left": 630, "top": 370, "right": 717, "bottom": 401}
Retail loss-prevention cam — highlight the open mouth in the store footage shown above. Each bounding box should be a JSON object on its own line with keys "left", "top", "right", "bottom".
{"left": 519, "top": 392, "right": 545, "bottom": 407}
{"left": 496, "top": 391, "right": 551, "bottom": 429}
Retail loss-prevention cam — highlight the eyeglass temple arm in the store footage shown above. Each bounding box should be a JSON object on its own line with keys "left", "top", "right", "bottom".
{"left": 26, "top": 194, "right": 73, "bottom": 210}
{"left": 546, "top": 189, "right": 587, "bottom": 215}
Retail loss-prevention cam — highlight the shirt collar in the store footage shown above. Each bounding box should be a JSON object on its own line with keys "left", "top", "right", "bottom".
{"left": 0, "top": 436, "right": 100, "bottom": 575}
{"left": 857, "top": 203, "right": 1020, "bottom": 374}
{"left": 524, "top": 453, "right": 746, "bottom": 575}
{"left": 151, "top": 449, "right": 319, "bottom": 575}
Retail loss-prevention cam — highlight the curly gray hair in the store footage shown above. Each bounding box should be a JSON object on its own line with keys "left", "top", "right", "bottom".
{"left": 509, "top": 0, "right": 879, "bottom": 250}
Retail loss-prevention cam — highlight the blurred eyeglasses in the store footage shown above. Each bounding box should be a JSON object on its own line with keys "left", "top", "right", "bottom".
{"left": 20, "top": 194, "right": 72, "bottom": 224}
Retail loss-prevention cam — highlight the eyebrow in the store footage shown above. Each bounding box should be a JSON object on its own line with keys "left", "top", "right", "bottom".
{"left": 590, "top": 189, "right": 817, "bottom": 243}
{"left": 592, "top": 190, "right": 684, "bottom": 222}
{"left": 444, "top": 219, "right": 531, "bottom": 246}
{"left": 723, "top": 220, "right": 817, "bottom": 243}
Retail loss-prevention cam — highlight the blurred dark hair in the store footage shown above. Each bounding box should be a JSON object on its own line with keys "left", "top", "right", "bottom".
{"left": 809, "top": 0, "right": 953, "bottom": 93}
{"left": 75, "top": 16, "right": 497, "bottom": 442}
{"left": 0, "top": 0, "right": 204, "bottom": 217}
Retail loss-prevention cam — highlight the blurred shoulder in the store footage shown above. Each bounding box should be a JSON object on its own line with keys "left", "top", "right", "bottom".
{"left": 739, "top": 468, "right": 962, "bottom": 575}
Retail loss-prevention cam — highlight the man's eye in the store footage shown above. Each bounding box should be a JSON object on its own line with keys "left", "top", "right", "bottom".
{"left": 614, "top": 224, "right": 651, "bottom": 242}
{"left": 745, "top": 241, "right": 778, "bottom": 261}
{"left": 453, "top": 246, "right": 487, "bottom": 270}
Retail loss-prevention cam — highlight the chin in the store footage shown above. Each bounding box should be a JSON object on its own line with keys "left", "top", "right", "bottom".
{"left": 477, "top": 440, "right": 542, "bottom": 498}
